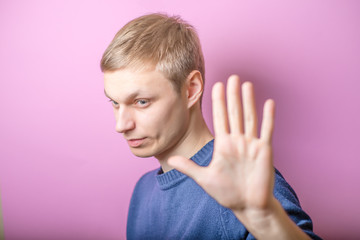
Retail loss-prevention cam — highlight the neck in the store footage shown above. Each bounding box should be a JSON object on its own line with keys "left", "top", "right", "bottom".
{"left": 155, "top": 105, "right": 213, "bottom": 173}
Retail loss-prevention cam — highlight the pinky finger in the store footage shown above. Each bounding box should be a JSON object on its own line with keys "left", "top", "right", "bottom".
{"left": 260, "top": 99, "right": 275, "bottom": 143}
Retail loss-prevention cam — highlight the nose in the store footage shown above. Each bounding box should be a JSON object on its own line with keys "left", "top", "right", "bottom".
{"left": 115, "top": 107, "right": 135, "bottom": 133}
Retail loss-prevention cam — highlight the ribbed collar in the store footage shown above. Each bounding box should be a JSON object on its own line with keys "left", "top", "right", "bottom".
{"left": 156, "top": 139, "right": 214, "bottom": 191}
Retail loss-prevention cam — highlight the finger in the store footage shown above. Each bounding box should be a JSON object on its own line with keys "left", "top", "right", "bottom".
{"left": 168, "top": 156, "right": 205, "bottom": 182}
{"left": 226, "top": 75, "right": 244, "bottom": 134}
{"left": 242, "top": 82, "right": 258, "bottom": 138}
{"left": 260, "top": 99, "right": 275, "bottom": 143}
{"left": 212, "top": 82, "right": 229, "bottom": 135}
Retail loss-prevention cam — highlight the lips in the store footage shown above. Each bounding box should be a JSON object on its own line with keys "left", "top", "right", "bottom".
{"left": 127, "top": 137, "right": 146, "bottom": 147}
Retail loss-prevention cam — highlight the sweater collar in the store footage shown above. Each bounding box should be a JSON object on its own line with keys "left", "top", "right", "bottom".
{"left": 156, "top": 139, "right": 214, "bottom": 190}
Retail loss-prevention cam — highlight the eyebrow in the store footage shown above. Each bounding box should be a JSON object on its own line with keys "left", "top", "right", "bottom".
{"left": 104, "top": 89, "right": 143, "bottom": 102}
{"left": 104, "top": 89, "right": 112, "bottom": 100}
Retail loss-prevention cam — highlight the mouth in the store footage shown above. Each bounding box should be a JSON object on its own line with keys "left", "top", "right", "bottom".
{"left": 127, "top": 137, "right": 146, "bottom": 147}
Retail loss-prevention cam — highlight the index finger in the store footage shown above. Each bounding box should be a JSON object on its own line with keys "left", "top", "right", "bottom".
{"left": 212, "top": 82, "right": 229, "bottom": 135}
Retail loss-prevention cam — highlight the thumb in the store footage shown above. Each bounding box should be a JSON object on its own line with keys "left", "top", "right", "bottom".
{"left": 168, "top": 156, "right": 204, "bottom": 182}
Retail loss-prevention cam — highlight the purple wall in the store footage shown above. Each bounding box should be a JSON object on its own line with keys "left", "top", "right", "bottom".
{"left": 1, "top": 0, "right": 359, "bottom": 239}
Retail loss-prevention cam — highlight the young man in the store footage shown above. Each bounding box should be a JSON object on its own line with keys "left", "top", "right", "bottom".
{"left": 101, "top": 13, "right": 321, "bottom": 239}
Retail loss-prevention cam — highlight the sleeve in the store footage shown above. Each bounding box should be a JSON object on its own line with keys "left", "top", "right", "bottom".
{"left": 272, "top": 168, "right": 322, "bottom": 240}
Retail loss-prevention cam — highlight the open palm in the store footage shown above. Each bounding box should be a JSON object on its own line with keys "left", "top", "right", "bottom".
{"left": 169, "top": 75, "right": 276, "bottom": 214}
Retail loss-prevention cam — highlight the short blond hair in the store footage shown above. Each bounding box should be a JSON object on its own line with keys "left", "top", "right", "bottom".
{"left": 100, "top": 13, "right": 205, "bottom": 94}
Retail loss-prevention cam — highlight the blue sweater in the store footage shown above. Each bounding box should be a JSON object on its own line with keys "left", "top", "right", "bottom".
{"left": 127, "top": 140, "right": 321, "bottom": 239}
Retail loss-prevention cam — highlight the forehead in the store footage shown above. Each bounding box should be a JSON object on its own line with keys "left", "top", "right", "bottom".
{"left": 104, "top": 68, "right": 175, "bottom": 99}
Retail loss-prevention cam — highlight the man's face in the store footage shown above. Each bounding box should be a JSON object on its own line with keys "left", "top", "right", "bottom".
{"left": 104, "top": 68, "right": 190, "bottom": 159}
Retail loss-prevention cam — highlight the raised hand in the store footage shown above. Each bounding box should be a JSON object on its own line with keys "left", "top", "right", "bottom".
{"left": 168, "top": 75, "right": 311, "bottom": 240}
{"left": 169, "top": 75, "right": 275, "bottom": 213}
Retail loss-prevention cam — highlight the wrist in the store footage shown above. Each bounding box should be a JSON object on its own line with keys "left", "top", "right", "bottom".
{"left": 232, "top": 197, "right": 310, "bottom": 240}
{"left": 233, "top": 196, "right": 278, "bottom": 232}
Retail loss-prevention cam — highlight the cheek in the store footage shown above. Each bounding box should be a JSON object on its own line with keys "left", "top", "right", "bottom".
{"left": 161, "top": 106, "right": 188, "bottom": 139}
{"left": 113, "top": 108, "right": 118, "bottom": 121}
{"left": 139, "top": 101, "right": 188, "bottom": 138}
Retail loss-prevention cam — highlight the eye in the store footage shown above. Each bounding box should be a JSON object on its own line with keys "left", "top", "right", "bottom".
{"left": 108, "top": 99, "right": 119, "bottom": 107}
{"left": 135, "top": 99, "right": 149, "bottom": 107}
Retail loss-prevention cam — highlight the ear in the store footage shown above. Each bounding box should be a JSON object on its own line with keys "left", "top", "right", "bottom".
{"left": 184, "top": 70, "right": 204, "bottom": 109}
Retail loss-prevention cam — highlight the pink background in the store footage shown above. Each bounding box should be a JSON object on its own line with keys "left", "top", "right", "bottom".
{"left": 1, "top": 0, "right": 359, "bottom": 239}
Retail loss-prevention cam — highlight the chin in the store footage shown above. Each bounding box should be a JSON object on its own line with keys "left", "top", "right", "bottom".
{"left": 130, "top": 149, "right": 155, "bottom": 158}
{"left": 129, "top": 141, "right": 169, "bottom": 159}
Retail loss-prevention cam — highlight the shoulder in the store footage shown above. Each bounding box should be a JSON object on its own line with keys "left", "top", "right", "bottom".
{"left": 130, "top": 168, "right": 160, "bottom": 202}
{"left": 128, "top": 168, "right": 159, "bottom": 209}
{"left": 133, "top": 168, "right": 159, "bottom": 190}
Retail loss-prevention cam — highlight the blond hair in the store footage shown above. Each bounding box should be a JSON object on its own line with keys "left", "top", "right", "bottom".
{"left": 100, "top": 13, "right": 205, "bottom": 94}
